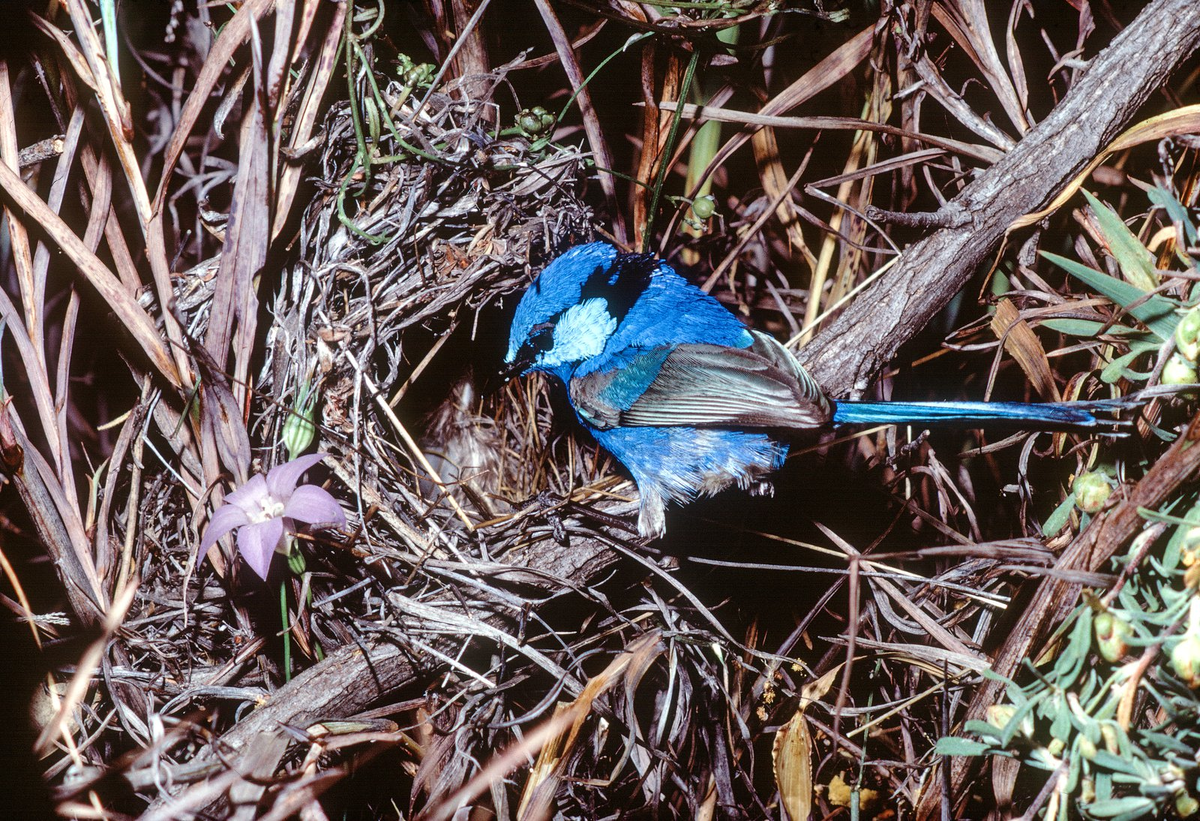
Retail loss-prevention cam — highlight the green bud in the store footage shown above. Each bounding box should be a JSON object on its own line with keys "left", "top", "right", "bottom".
{"left": 691, "top": 195, "right": 716, "bottom": 220}
{"left": 1078, "top": 735, "right": 1097, "bottom": 760}
{"left": 1047, "top": 737, "right": 1065, "bottom": 757}
{"left": 1171, "top": 635, "right": 1200, "bottom": 686}
{"left": 287, "top": 545, "right": 307, "bottom": 575}
{"left": 283, "top": 380, "right": 317, "bottom": 461}
{"left": 1177, "top": 793, "right": 1200, "bottom": 819}
{"left": 1073, "top": 471, "right": 1112, "bottom": 514}
{"left": 985, "top": 703, "right": 1032, "bottom": 738}
{"left": 404, "top": 63, "right": 435, "bottom": 88}
{"left": 985, "top": 703, "right": 1015, "bottom": 730}
{"left": 1184, "top": 526, "right": 1200, "bottom": 553}
{"left": 1163, "top": 353, "right": 1199, "bottom": 385}
{"left": 1093, "top": 610, "right": 1131, "bottom": 662}
{"left": 516, "top": 106, "right": 555, "bottom": 139}
{"left": 1177, "top": 306, "right": 1200, "bottom": 361}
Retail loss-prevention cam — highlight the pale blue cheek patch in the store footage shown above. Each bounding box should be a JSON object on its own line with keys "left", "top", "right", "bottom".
{"left": 539, "top": 298, "right": 617, "bottom": 368}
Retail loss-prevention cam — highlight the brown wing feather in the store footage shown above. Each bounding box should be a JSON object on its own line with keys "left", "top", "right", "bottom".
{"left": 615, "top": 332, "right": 831, "bottom": 430}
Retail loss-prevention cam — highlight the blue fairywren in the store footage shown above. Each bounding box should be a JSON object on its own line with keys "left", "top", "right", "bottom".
{"left": 504, "top": 242, "right": 1135, "bottom": 538}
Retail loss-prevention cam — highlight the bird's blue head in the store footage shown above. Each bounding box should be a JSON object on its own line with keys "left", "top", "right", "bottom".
{"left": 505, "top": 242, "right": 651, "bottom": 377}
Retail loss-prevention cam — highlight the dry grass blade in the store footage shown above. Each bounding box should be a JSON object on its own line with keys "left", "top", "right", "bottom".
{"left": 774, "top": 666, "right": 839, "bottom": 821}
{"left": 675, "top": 24, "right": 875, "bottom": 229}
{"left": 273, "top": 3, "right": 344, "bottom": 239}
{"left": 932, "top": 0, "right": 1031, "bottom": 135}
{"left": 203, "top": 19, "right": 272, "bottom": 404}
{"left": 151, "top": 0, "right": 275, "bottom": 212}
{"left": 1009, "top": 103, "right": 1200, "bottom": 233}
{"left": 0, "top": 158, "right": 179, "bottom": 385}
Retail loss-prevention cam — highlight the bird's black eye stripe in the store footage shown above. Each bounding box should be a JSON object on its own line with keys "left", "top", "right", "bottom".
{"left": 529, "top": 322, "right": 554, "bottom": 352}
{"left": 580, "top": 254, "right": 654, "bottom": 324}
{"left": 518, "top": 322, "right": 555, "bottom": 361}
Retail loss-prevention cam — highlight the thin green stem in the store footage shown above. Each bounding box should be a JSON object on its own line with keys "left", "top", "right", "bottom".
{"left": 280, "top": 579, "right": 292, "bottom": 683}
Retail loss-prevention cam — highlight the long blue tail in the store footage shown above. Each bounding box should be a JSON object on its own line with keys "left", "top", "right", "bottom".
{"left": 831, "top": 399, "right": 1134, "bottom": 430}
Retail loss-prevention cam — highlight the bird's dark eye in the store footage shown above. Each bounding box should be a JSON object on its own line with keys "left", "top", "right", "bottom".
{"left": 528, "top": 322, "right": 555, "bottom": 353}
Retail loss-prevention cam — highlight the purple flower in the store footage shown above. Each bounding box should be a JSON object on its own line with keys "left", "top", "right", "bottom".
{"left": 199, "top": 453, "right": 346, "bottom": 580}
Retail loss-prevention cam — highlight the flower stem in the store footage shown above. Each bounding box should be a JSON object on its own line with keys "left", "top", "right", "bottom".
{"left": 280, "top": 580, "right": 292, "bottom": 683}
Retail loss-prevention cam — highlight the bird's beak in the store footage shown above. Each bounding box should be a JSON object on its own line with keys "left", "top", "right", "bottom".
{"left": 495, "top": 349, "right": 533, "bottom": 390}
{"left": 498, "top": 359, "right": 525, "bottom": 384}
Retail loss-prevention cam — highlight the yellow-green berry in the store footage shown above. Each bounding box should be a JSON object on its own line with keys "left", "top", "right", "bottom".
{"left": 691, "top": 195, "right": 716, "bottom": 220}
{"left": 1093, "top": 610, "right": 1131, "bottom": 662}
{"left": 1177, "top": 306, "right": 1200, "bottom": 361}
{"left": 1173, "top": 635, "right": 1200, "bottom": 687}
{"left": 1163, "top": 353, "right": 1199, "bottom": 385}
{"left": 1073, "top": 471, "right": 1112, "bottom": 514}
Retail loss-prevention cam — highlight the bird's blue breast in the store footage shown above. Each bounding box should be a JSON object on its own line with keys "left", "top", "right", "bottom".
{"left": 591, "top": 425, "right": 788, "bottom": 505}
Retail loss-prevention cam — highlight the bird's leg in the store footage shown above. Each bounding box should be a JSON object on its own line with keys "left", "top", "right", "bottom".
{"left": 637, "top": 489, "right": 667, "bottom": 540}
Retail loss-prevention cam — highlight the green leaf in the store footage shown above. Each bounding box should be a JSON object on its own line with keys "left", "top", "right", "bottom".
{"left": 1043, "top": 492, "right": 1077, "bottom": 538}
{"left": 1082, "top": 796, "right": 1156, "bottom": 819}
{"left": 1137, "top": 728, "right": 1192, "bottom": 756}
{"left": 1041, "top": 318, "right": 1144, "bottom": 338}
{"left": 1049, "top": 700, "right": 1072, "bottom": 741}
{"left": 1082, "top": 190, "right": 1158, "bottom": 291}
{"left": 1147, "top": 185, "right": 1199, "bottom": 245}
{"left": 1100, "top": 348, "right": 1153, "bottom": 384}
{"left": 1089, "top": 749, "right": 1144, "bottom": 777}
{"left": 1042, "top": 251, "right": 1178, "bottom": 340}
{"left": 935, "top": 736, "right": 992, "bottom": 756}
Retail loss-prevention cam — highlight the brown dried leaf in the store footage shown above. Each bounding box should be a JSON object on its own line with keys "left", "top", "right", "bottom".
{"left": 991, "top": 297, "right": 1060, "bottom": 401}
{"left": 773, "top": 709, "right": 812, "bottom": 821}
{"left": 773, "top": 666, "right": 839, "bottom": 821}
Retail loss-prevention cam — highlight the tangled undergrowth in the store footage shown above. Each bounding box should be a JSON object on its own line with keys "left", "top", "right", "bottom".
{"left": 2, "top": 2, "right": 1200, "bottom": 820}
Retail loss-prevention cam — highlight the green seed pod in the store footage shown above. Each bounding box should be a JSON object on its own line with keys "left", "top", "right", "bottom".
{"left": 1177, "top": 792, "right": 1200, "bottom": 819}
{"left": 533, "top": 105, "right": 555, "bottom": 133}
{"left": 1177, "top": 306, "right": 1200, "bottom": 361}
{"left": 1073, "top": 471, "right": 1112, "bottom": 514}
{"left": 516, "top": 107, "right": 555, "bottom": 139}
{"left": 1163, "top": 353, "right": 1199, "bottom": 385}
{"left": 404, "top": 63, "right": 434, "bottom": 88}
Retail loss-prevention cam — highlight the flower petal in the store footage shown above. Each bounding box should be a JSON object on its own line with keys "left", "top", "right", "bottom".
{"left": 199, "top": 503, "right": 250, "bottom": 554}
{"left": 237, "top": 518, "right": 285, "bottom": 580}
{"left": 283, "top": 484, "right": 346, "bottom": 528}
{"left": 265, "top": 453, "right": 327, "bottom": 500}
{"left": 224, "top": 474, "right": 270, "bottom": 516}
